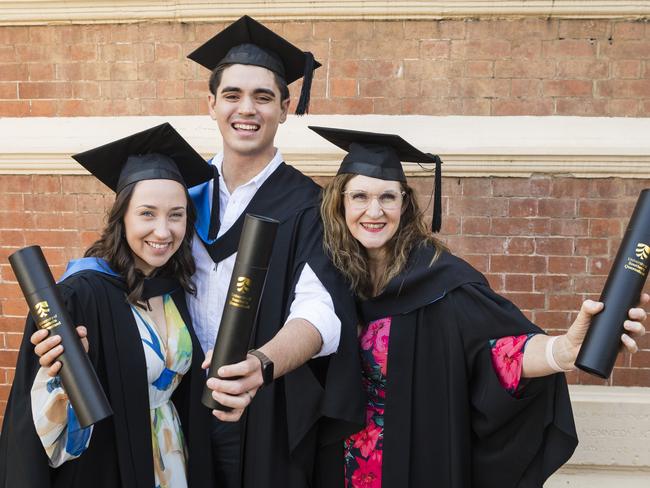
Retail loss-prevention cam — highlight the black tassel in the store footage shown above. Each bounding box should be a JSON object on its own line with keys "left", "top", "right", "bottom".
{"left": 431, "top": 155, "right": 442, "bottom": 233}
{"left": 208, "top": 165, "right": 221, "bottom": 241}
{"left": 295, "top": 52, "right": 315, "bottom": 115}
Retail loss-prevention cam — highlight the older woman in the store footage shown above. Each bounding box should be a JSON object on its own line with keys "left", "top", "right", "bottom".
{"left": 313, "top": 126, "right": 647, "bottom": 488}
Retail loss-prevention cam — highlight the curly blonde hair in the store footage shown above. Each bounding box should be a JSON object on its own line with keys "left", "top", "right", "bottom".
{"left": 321, "top": 174, "right": 446, "bottom": 299}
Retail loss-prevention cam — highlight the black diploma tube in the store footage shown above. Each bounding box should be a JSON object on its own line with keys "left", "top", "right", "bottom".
{"left": 575, "top": 189, "right": 650, "bottom": 378}
{"left": 9, "top": 245, "right": 113, "bottom": 428}
{"left": 202, "top": 214, "right": 279, "bottom": 410}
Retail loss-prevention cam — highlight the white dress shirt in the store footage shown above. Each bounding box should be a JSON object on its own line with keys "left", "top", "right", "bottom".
{"left": 187, "top": 149, "right": 341, "bottom": 358}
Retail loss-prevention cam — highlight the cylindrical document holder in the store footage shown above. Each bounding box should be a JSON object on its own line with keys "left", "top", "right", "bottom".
{"left": 575, "top": 189, "right": 650, "bottom": 378}
{"left": 202, "top": 214, "right": 279, "bottom": 410}
{"left": 9, "top": 245, "right": 113, "bottom": 427}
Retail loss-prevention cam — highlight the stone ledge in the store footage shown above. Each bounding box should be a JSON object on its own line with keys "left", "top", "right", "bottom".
{"left": 1, "top": 115, "right": 650, "bottom": 178}
{"left": 1, "top": 1, "right": 650, "bottom": 26}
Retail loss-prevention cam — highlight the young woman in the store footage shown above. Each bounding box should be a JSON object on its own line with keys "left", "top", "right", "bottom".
{"left": 313, "top": 126, "right": 647, "bottom": 488}
{"left": 0, "top": 124, "right": 215, "bottom": 488}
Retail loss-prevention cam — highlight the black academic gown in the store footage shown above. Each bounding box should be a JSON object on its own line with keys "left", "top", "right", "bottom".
{"left": 0, "top": 269, "right": 213, "bottom": 488}
{"left": 193, "top": 162, "right": 365, "bottom": 488}
{"left": 321, "top": 245, "right": 578, "bottom": 487}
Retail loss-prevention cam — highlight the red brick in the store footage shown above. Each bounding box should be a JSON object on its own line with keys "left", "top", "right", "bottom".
{"left": 538, "top": 199, "right": 577, "bottom": 218}
{"left": 548, "top": 256, "right": 586, "bottom": 274}
{"left": 30, "top": 100, "right": 58, "bottom": 116}
{"left": 140, "top": 98, "right": 201, "bottom": 116}
{"left": 109, "top": 62, "right": 139, "bottom": 81}
{"left": 508, "top": 199, "right": 538, "bottom": 217}
{"left": 533, "top": 310, "right": 572, "bottom": 330}
{"left": 575, "top": 238, "right": 609, "bottom": 256}
{"left": 446, "top": 236, "right": 505, "bottom": 254}
{"left": 154, "top": 42, "right": 182, "bottom": 61}
{"left": 0, "top": 351, "right": 18, "bottom": 368}
{"left": 0, "top": 316, "right": 25, "bottom": 333}
{"left": 461, "top": 216, "right": 490, "bottom": 235}
{"left": 462, "top": 254, "right": 488, "bottom": 273}
{"left": 69, "top": 44, "right": 98, "bottom": 62}
{"left": 460, "top": 98, "right": 490, "bottom": 115}
{"left": 511, "top": 79, "right": 542, "bottom": 98}
{"left": 450, "top": 40, "right": 511, "bottom": 60}
{"left": 589, "top": 257, "right": 614, "bottom": 275}
{"left": 419, "top": 79, "right": 451, "bottom": 98}
{"left": 597, "top": 80, "right": 650, "bottom": 98}
{"left": 0, "top": 298, "right": 28, "bottom": 317}
{"left": 372, "top": 98, "right": 402, "bottom": 114}
{"left": 551, "top": 179, "right": 591, "bottom": 198}
{"left": 495, "top": 59, "right": 555, "bottom": 79}
{"left": 609, "top": 99, "right": 640, "bottom": 116}
{"left": 549, "top": 294, "right": 582, "bottom": 311}
{"left": 544, "top": 80, "right": 593, "bottom": 97}
{"left": 484, "top": 273, "right": 505, "bottom": 291}
{"left": 491, "top": 218, "right": 550, "bottom": 236}
{"left": 505, "top": 274, "right": 533, "bottom": 292}
{"left": 70, "top": 81, "right": 101, "bottom": 99}
{"left": 536, "top": 237, "right": 574, "bottom": 256}
{"left": 32, "top": 175, "right": 61, "bottom": 194}
{"left": 505, "top": 237, "right": 535, "bottom": 255}
{"left": 612, "top": 368, "right": 650, "bottom": 387}
{"left": 573, "top": 275, "right": 606, "bottom": 294}
{"left": 28, "top": 63, "right": 56, "bottom": 81}
{"left": 23, "top": 230, "right": 80, "bottom": 248}
{"left": 493, "top": 178, "right": 551, "bottom": 197}
{"left": 451, "top": 78, "right": 509, "bottom": 98}
{"left": 613, "top": 60, "right": 641, "bottom": 79}
{"left": 543, "top": 39, "right": 597, "bottom": 58}
{"left": 535, "top": 275, "right": 573, "bottom": 293}
{"left": 4, "top": 333, "right": 22, "bottom": 351}
{"left": 502, "top": 292, "right": 545, "bottom": 310}
{"left": 511, "top": 39, "right": 542, "bottom": 60}
{"left": 579, "top": 200, "right": 635, "bottom": 218}
{"left": 57, "top": 62, "right": 111, "bottom": 82}
{"left": 0, "top": 230, "right": 25, "bottom": 247}
{"left": 0, "top": 82, "right": 18, "bottom": 99}
{"left": 557, "top": 99, "right": 610, "bottom": 116}
{"left": 0, "top": 100, "right": 29, "bottom": 116}
{"left": 490, "top": 255, "right": 546, "bottom": 273}
{"left": 359, "top": 39, "right": 419, "bottom": 60}
{"left": 0, "top": 26, "right": 29, "bottom": 44}
{"left": 313, "top": 21, "right": 374, "bottom": 40}
{"left": 359, "top": 79, "right": 408, "bottom": 98}
{"left": 612, "top": 21, "right": 646, "bottom": 40}
{"left": 557, "top": 60, "right": 609, "bottom": 79}
{"left": 447, "top": 197, "right": 507, "bottom": 217}
{"left": 493, "top": 98, "right": 553, "bottom": 116}
{"left": 0, "top": 211, "right": 34, "bottom": 230}
{"left": 420, "top": 40, "right": 450, "bottom": 59}
{"left": 559, "top": 20, "right": 610, "bottom": 39}
{"left": 602, "top": 40, "right": 650, "bottom": 60}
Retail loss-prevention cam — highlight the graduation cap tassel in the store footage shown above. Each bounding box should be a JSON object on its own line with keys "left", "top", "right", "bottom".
{"left": 295, "top": 52, "right": 315, "bottom": 115}
{"left": 208, "top": 165, "right": 221, "bottom": 241}
{"left": 431, "top": 156, "right": 442, "bottom": 233}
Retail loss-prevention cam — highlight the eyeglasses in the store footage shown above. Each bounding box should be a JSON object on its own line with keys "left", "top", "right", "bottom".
{"left": 342, "top": 190, "right": 406, "bottom": 210}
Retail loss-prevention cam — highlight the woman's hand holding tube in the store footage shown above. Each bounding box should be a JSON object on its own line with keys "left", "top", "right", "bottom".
{"left": 523, "top": 294, "right": 647, "bottom": 377}
{"left": 31, "top": 326, "right": 89, "bottom": 377}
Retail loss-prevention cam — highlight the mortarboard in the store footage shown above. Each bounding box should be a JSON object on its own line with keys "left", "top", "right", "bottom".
{"left": 187, "top": 15, "right": 321, "bottom": 115}
{"left": 309, "top": 125, "right": 443, "bottom": 233}
{"left": 72, "top": 123, "right": 213, "bottom": 194}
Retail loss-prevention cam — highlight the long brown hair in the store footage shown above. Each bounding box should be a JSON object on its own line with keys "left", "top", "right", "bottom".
{"left": 321, "top": 174, "right": 446, "bottom": 299}
{"left": 85, "top": 181, "right": 197, "bottom": 305}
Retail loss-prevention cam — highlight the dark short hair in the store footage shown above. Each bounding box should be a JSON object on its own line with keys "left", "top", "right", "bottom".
{"left": 208, "top": 63, "right": 290, "bottom": 102}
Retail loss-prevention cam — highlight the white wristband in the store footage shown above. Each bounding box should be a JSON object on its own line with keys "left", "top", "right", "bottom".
{"left": 545, "top": 335, "right": 574, "bottom": 373}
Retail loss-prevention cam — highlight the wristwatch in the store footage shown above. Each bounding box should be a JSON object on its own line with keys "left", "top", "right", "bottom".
{"left": 248, "top": 349, "right": 274, "bottom": 386}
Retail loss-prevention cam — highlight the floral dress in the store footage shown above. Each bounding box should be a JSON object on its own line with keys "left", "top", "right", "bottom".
{"left": 343, "top": 316, "right": 534, "bottom": 488}
{"left": 31, "top": 294, "right": 193, "bottom": 488}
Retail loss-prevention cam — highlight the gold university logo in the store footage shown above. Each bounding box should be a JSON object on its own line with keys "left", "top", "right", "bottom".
{"left": 236, "top": 277, "right": 251, "bottom": 294}
{"left": 34, "top": 300, "right": 50, "bottom": 319}
{"left": 635, "top": 243, "right": 650, "bottom": 261}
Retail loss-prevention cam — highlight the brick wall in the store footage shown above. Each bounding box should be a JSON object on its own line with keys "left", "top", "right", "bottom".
{"left": 2, "top": 173, "right": 649, "bottom": 422}
{"left": 0, "top": 18, "right": 650, "bottom": 117}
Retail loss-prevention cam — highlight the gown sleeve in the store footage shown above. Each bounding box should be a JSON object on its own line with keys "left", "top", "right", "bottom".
{"left": 30, "top": 369, "right": 93, "bottom": 467}
{"left": 489, "top": 333, "right": 536, "bottom": 394}
{"left": 451, "top": 282, "right": 578, "bottom": 486}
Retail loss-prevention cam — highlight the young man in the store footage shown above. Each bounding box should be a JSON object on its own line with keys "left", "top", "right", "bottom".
{"left": 186, "top": 16, "right": 363, "bottom": 488}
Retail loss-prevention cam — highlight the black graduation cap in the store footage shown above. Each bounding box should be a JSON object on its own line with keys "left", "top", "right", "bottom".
{"left": 187, "top": 15, "right": 321, "bottom": 115}
{"left": 72, "top": 123, "right": 213, "bottom": 194}
{"left": 309, "top": 126, "right": 444, "bottom": 233}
